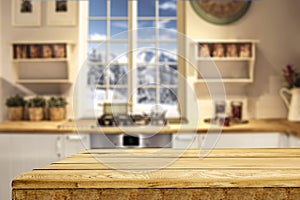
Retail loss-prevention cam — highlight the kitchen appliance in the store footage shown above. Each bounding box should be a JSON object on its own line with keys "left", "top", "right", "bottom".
{"left": 90, "top": 133, "right": 172, "bottom": 148}
{"left": 280, "top": 88, "right": 300, "bottom": 121}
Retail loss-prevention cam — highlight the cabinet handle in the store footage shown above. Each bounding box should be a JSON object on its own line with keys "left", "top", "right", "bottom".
{"left": 175, "top": 135, "right": 196, "bottom": 141}
{"left": 56, "top": 136, "right": 63, "bottom": 158}
{"left": 67, "top": 135, "right": 85, "bottom": 141}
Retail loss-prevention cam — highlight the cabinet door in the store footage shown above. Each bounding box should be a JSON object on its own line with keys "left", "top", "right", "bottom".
{"left": 172, "top": 134, "right": 199, "bottom": 148}
{"left": 63, "top": 134, "right": 90, "bottom": 157}
{"left": 289, "top": 135, "right": 300, "bottom": 147}
{"left": 199, "top": 132, "right": 289, "bottom": 148}
{"left": 0, "top": 135, "right": 13, "bottom": 200}
{"left": 0, "top": 134, "right": 62, "bottom": 200}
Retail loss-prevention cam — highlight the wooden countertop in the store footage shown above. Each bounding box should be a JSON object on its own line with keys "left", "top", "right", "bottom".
{"left": 12, "top": 148, "right": 300, "bottom": 199}
{"left": 1, "top": 119, "right": 300, "bottom": 137}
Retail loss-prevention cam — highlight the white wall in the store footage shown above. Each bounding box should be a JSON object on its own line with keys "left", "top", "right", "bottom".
{"left": 184, "top": 0, "right": 300, "bottom": 120}
{"left": 0, "top": 0, "right": 2, "bottom": 121}
{"left": 0, "top": 0, "right": 80, "bottom": 120}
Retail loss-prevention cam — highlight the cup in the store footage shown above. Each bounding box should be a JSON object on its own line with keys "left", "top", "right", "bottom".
{"left": 214, "top": 100, "right": 226, "bottom": 119}
{"left": 231, "top": 101, "right": 243, "bottom": 121}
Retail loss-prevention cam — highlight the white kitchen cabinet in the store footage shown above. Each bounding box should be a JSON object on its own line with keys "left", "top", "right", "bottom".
{"left": 172, "top": 134, "right": 199, "bottom": 148}
{"left": 0, "top": 133, "right": 90, "bottom": 200}
{"left": 289, "top": 134, "right": 300, "bottom": 147}
{"left": 173, "top": 132, "right": 290, "bottom": 149}
{"left": 63, "top": 134, "right": 90, "bottom": 157}
{"left": 199, "top": 132, "right": 289, "bottom": 148}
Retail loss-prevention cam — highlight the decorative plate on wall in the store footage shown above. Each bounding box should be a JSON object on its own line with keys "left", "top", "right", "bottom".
{"left": 190, "top": 0, "right": 252, "bottom": 25}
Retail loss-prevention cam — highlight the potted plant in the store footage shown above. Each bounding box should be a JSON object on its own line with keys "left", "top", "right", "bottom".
{"left": 5, "top": 94, "right": 26, "bottom": 121}
{"left": 27, "top": 96, "right": 46, "bottom": 121}
{"left": 47, "top": 96, "right": 67, "bottom": 121}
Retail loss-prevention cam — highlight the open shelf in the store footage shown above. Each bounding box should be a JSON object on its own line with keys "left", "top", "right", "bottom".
{"left": 193, "top": 39, "right": 258, "bottom": 83}
{"left": 196, "top": 57, "right": 253, "bottom": 62}
{"left": 12, "top": 41, "right": 73, "bottom": 86}
{"left": 13, "top": 58, "right": 69, "bottom": 62}
{"left": 194, "top": 79, "right": 253, "bottom": 83}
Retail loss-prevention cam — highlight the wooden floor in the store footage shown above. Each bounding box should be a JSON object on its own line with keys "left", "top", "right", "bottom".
{"left": 12, "top": 148, "right": 300, "bottom": 200}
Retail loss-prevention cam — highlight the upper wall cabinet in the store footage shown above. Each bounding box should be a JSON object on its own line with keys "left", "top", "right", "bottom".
{"left": 11, "top": 41, "right": 74, "bottom": 84}
{"left": 192, "top": 39, "right": 259, "bottom": 83}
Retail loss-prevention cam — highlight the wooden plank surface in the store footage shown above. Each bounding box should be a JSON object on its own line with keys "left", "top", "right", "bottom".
{"left": 12, "top": 148, "right": 300, "bottom": 189}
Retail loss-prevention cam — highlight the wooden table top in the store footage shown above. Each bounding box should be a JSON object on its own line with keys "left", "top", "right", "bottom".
{"left": 12, "top": 148, "right": 300, "bottom": 190}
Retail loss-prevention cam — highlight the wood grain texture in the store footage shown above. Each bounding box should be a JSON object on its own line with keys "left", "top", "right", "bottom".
{"left": 12, "top": 148, "right": 300, "bottom": 199}
{"left": 1, "top": 119, "right": 300, "bottom": 137}
{"left": 12, "top": 188, "right": 300, "bottom": 200}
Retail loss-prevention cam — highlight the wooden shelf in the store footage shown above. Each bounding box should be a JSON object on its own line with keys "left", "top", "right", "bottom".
{"left": 195, "top": 79, "right": 253, "bottom": 83}
{"left": 16, "top": 79, "right": 71, "bottom": 84}
{"left": 13, "top": 58, "right": 68, "bottom": 62}
{"left": 196, "top": 57, "right": 253, "bottom": 61}
{"left": 12, "top": 41, "right": 73, "bottom": 87}
{"left": 193, "top": 39, "right": 258, "bottom": 84}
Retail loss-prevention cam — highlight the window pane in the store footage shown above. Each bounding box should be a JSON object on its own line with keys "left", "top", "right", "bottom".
{"left": 138, "top": 21, "right": 156, "bottom": 40}
{"left": 89, "top": 0, "right": 106, "bottom": 17}
{"left": 159, "top": 29, "right": 177, "bottom": 41}
{"left": 159, "top": 0, "right": 176, "bottom": 17}
{"left": 137, "top": 43, "right": 156, "bottom": 63}
{"left": 108, "top": 88, "right": 128, "bottom": 101}
{"left": 87, "top": 65, "right": 106, "bottom": 85}
{"left": 138, "top": 0, "right": 155, "bottom": 17}
{"left": 159, "top": 64, "right": 177, "bottom": 85}
{"left": 88, "top": 43, "right": 106, "bottom": 62}
{"left": 110, "top": 20, "right": 128, "bottom": 40}
{"left": 94, "top": 88, "right": 106, "bottom": 103}
{"left": 158, "top": 43, "right": 177, "bottom": 62}
{"left": 159, "top": 88, "right": 177, "bottom": 105}
{"left": 109, "top": 65, "right": 128, "bottom": 85}
{"left": 159, "top": 20, "right": 176, "bottom": 29}
{"left": 111, "top": 0, "right": 128, "bottom": 17}
{"left": 137, "top": 65, "right": 157, "bottom": 85}
{"left": 110, "top": 43, "right": 128, "bottom": 63}
{"left": 88, "top": 20, "right": 106, "bottom": 40}
{"left": 137, "top": 88, "right": 156, "bottom": 104}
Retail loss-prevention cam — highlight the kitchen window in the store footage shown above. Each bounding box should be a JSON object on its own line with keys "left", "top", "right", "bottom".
{"left": 84, "top": 0, "right": 178, "bottom": 117}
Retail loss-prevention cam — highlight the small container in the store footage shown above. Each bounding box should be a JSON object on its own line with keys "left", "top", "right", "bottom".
{"left": 217, "top": 113, "right": 230, "bottom": 126}
{"left": 231, "top": 101, "right": 243, "bottom": 121}
{"left": 214, "top": 100, "right": 226, "bottom": 119}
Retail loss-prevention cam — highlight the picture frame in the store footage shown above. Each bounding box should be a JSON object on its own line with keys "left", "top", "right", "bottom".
{"left": 46, "top": 0, "right": 77, "bottom": 26}
{"left": 12, "top": 0, "right": 41, "bottom": 27}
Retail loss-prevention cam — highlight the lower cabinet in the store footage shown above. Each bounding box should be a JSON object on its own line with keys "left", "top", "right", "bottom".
{"left": 173, "top": 132, "right": 290, "bottom": 149}
{"left": 172, "top": 134, "right": 199, "bottom": 148}
{"left": 0, "top": 133, "right": 90, "bottom": 200}
{"left": 289, "top": 134, "right": 300, "bottom": 147}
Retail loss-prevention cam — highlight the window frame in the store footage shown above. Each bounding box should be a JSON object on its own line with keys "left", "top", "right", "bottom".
{"left": 81, "top": 0, "right": 179, "bottom": 118}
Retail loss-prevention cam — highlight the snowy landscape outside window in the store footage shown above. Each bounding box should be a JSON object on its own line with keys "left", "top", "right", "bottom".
{"left": 87, "top": 0, "right": 178, "bottom": 116}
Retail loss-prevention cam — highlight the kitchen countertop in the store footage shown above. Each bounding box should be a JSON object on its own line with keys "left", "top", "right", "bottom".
{"left": 12, "top": 148, "right": 300, "bottom": 199}
{"left": 0, "top": 119, "right": 300, "bottom": 137}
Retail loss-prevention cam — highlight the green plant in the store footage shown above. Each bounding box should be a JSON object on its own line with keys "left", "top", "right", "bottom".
{"left": 47, "top": 96, "right": 67, "bottom": 107}
{"left": 6, "top": 94, "right": 26, "bottom": 107}
{"left": 27, "top": 96, "right": 46, "bottom": 108}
